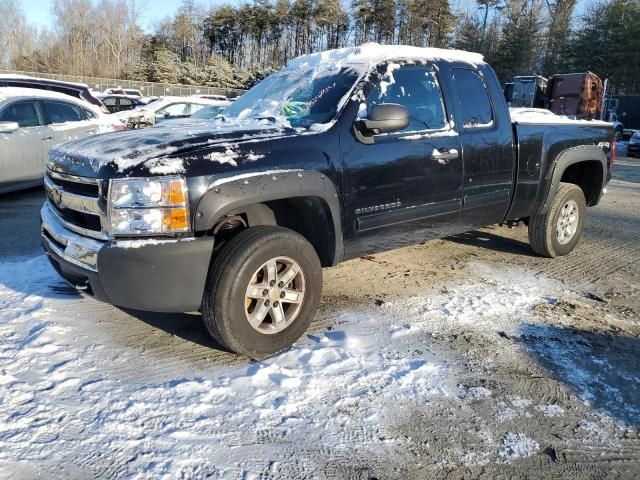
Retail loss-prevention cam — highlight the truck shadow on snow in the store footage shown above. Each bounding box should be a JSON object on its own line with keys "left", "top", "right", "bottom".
{"left": 446, "top": 229, "right": 537, "bottom": 257}
{"left": 519, "top": 324, "right": 640, "bottom": 429}
{"left": 119, "top": 308, "right": 229, "bottom": 351}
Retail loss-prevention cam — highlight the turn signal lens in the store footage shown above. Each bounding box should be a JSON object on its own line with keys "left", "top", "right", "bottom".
{"left": 168, "top": 179, "right": 188, "bottom": 205}
{"left": 163, "top": 207, "right": 190, "bottom": 232}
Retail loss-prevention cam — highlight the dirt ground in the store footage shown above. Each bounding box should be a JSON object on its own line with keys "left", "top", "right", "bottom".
{"left": 318, "top": 157, "right": 640, "bottom": 479}
{"left": 0, "top": 157, "right": 638, "bottom": 479}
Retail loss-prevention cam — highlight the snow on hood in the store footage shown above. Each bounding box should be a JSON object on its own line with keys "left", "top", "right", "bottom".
{"left": 287, "top": 43, "right": 484, "bottom": 70}
{"left": 509, "top": 107, "right": 612, "bottom": 126}
{"left": 49, "top": 120, "right": 288, "bottom": 174}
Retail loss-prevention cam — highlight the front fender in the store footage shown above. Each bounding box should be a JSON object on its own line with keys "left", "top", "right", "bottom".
{"left": 193, "top": 169, "right": 344, "bottom": 263}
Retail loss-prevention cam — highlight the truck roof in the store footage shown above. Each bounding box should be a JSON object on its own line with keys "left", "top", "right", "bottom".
{"left": 287, "top": 43, "right": 484, "bottom": 70}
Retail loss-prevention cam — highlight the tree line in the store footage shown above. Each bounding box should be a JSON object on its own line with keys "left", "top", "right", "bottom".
{"left": 1, "top": 0, "right": 638, "bottom": 93}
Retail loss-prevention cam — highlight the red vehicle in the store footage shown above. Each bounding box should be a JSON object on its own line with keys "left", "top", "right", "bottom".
{"left": 547, "top": 72, "right": 603, "bottom": 120}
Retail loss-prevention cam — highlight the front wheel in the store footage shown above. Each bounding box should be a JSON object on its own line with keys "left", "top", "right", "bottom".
{"left": 202, "top": 225, "right": 322, "bottom": 358}
{"left": 528, "top": 182, "right": 586, "bottom": 258}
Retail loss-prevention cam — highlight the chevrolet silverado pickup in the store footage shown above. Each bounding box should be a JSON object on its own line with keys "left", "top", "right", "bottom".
{"left": 41, "top": 44, "right": 616, "bottom": 357}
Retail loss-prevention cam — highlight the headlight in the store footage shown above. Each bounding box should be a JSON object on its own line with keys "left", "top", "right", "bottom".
{"left": 109, "top": 176, "right": 190, "bottom": 236}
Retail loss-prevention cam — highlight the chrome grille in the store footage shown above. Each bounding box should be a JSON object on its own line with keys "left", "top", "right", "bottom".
{"left": 45, "top": 170, "right": 109, "bottom": 240}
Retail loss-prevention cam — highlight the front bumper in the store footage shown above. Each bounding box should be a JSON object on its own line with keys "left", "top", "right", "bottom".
{"left": 41, "top": 202, "right": 215, "bottom": 312}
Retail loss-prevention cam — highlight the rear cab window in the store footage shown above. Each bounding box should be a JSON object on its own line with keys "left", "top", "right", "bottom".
{"left": 450, "top": 68, "right": 494, "bottom": 128}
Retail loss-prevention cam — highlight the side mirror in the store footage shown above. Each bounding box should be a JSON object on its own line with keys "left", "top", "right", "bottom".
{"left": 354, "top": 103, "right": 410, "bottom": 144}
{"left": 361, "top": 104, "right": 409, "bottom": 135}
{"left": 164, "top": 111, "right": 171, "bottom": 118}
{"left": 0, "top": 121, "right": 19, "bottom": 133}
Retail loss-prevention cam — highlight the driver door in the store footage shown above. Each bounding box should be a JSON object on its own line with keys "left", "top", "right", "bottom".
{"left": 0, "top": 100, "right": 52, "bottom": 186}
{"left": 340, "top": 63, "right": 463, "bottom": 259}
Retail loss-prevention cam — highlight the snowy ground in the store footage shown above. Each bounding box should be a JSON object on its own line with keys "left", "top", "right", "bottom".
{"left": 0, "top": 158, "right": 639, "bottom": 479}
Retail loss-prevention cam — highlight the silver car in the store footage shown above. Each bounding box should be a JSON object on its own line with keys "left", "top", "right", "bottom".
{"left": 0, "top": 87, "right": 124, "bottom": 194}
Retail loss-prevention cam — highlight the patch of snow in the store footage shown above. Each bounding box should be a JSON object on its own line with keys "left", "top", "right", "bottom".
{"left": 208, "top": 169, "right": 304, "bottom": 188}
{"left": 288, "top": 43, "right": 483, "bottom": 71}
{"left": 146, "top": 158, "right": 185, "bottom": 175}
{"left": 535, "top": 404, "right": 565, "bottom": 417}
{"left": 379, "top": 62, "right": 401, "bottom": 96}
{"left": 497, "top": 432, "right": 539, "bottom": 460}
{"left": 464, "top": 386, "right": 492, "bottom": 401}
{"left": 510, "top": 396, "right": 533, "bottom": 409}
{"left": 401, "top": 129, "right": 459, "bottom": 140}
{"left": 510, "top": 107, "right": 612, "bottom": 126}
{"left": 112, "top": 238, "right": 195, "bottom": 249}
{"left": 205, "top": 145, "right": 239, "bottom": 166}
{"left": 244, "top": 152, "right": 265, "bottom": 162}
{"left": 0, "top": 255, "right": 452, "bottom": 477}
{"left": 357, "top": 102, "right": 368, "bottom": 118}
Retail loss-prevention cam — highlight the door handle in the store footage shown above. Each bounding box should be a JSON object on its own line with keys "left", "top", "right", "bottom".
{"left": 431, "top": 148, "right": 459, "bottom": 164}
{"left": 42, "top": 135, "right": 53, "bottom": 141}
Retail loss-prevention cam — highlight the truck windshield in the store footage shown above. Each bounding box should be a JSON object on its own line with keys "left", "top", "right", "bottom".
{"left": 224, "top": 66, "right": 361, "bottom": 129}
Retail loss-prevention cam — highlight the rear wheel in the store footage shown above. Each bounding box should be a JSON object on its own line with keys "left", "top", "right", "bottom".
{"left": 528, "top": 182, "right": 586, "bottom": 258}
{"left": 202, "top": 225, "right": 322, "bottom": 357}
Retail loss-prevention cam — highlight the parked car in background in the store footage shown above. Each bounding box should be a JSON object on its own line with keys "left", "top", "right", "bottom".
{"left": 0, "top": 74, "right": 108, "bottom": 114}
{"left": 0, "top": 87, "right": 126, "bottom": 194}
{"left": 98, "top": 94, "right": 145, "bottom": 114}
{"left": 628, "top": 131, "right": 640, "bottom": 157}
{"left": 102, "top": 88, "right": 143, "bottom": 97}
{"left": 155, "top": 100, "right": 230, "bottom": 127}
{"left": 194, "top": 94, "right": 228, "bottom": 101}
{"left": 139, "top": 96, "right": 160, "bottom": 105}
{"left": 112, "top": 96, "right": 217, "bottom": 129}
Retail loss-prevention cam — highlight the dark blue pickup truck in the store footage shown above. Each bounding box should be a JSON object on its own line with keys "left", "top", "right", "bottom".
{"left": 41, "top": 44, "right": 616, "bottom": 357}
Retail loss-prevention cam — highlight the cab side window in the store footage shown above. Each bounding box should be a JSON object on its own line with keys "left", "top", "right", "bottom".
{"left": 0, "top": 101, "right": 42, "bottom": 128}
{"left": 43, "top": 101, "right": 85, "bottom": 124}
{"left": 365, "top": 65, "right": 448, "bottom": 133}
{"left": 451, "top": 68, "right": 493, "bottom": 128}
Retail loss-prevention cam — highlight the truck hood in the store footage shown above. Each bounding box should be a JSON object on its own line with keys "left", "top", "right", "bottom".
{"left": 48, "top": 121, "right": 292, "bottom": 178}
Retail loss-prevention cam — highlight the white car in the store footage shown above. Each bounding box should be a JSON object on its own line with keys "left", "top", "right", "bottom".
{"left": 0, "top": 87, "right": 126, "bottom": 194}
{"left": 112, "top": 96, "right": 219, "bottom": 128}
{"left": 102, "top": 87, "right": 143, "bottom": 97}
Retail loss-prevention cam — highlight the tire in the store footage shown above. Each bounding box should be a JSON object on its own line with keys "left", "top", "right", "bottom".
{"left": 202, "top": 225, "right": 322, "bottom": 358}
{"left": 528, "top": 182, "right": 586, "bottom": 258}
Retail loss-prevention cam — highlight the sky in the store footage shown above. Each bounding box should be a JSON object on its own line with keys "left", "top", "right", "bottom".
{"left": 21, "top": 0, "right": 588, "bottom": 33}
{"left": 21, "top": 0, "right": 232, "bottom": 32}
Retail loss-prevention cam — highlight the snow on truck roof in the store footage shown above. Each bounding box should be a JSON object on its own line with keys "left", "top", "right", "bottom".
{"left": 287, "top": 43, "right": 484, "bottom": 70}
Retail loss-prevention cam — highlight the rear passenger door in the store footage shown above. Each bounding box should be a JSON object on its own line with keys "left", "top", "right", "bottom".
{"left": 0, "top": 100, "right": 52, "bottom": 184}
{"left": 449, "top": 67, "right": 515, "bottom": 225}
{"left": 43, "top": 100, "right": 96, "bottom": 143}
